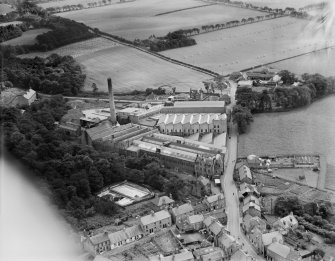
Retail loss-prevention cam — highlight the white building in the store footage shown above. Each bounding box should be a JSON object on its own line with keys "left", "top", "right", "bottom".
{"left": 157, "top": 113, "right": 227, "bottom": 136}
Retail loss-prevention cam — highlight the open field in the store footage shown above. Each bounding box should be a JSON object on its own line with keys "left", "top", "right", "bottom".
{"left": 58, "top": 0, "right": 263, "bottom": 40}
{"left": 77, "top": 44, "right": 210, "bottom": 93}
{"left": 19, "top": 37, "right": 119, "bottom": 58}
{"left": 270, "top": 47, "right": 335, "bottom": 76}
{"left": 1, "top": 28, "right": 51, "bottom": 46}
{"left": 20, "top": 37, "right": 209, "bottom": 93}
{"left": 162, "top": 16, "right": 335, "bottom": 74}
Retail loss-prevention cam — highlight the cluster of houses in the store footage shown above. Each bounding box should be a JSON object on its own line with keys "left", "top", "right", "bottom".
{"left": 236, "top": 162, "right": 314, "bottom": 261}
{"left": 83, "top": 193, "right": 248, "bottom": 261}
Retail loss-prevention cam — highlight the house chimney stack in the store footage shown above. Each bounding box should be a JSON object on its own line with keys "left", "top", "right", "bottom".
{"left": 107, "top": 78, "right": 117, "bottom": 125}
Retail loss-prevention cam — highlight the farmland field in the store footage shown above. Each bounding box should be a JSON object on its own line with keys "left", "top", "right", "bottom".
{"left": 270, "top": 47, "right": 335, "bottom": 76}
{"left": 77, "top": 45, "right": 210, "bottom": 93}
{"left": 1, "top": 29, "right": 51, "bottom": 46}
{"left": 161, "top": 16, "right": 334, "bottom": 74}
{"left": 19, "top": 37, "right": 209, "bottom": 93}
{"left": 58, "top": 0, "right": 263, "bottom": 40}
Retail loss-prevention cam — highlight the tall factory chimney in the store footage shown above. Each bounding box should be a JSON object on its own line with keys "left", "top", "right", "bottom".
{"left": 107, "top": 78, "right": 117, "bottom": 125}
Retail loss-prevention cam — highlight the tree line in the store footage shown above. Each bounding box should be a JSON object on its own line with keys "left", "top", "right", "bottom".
{"left": 0, "top": 23, "right": 26, "bottom": 42}
{"left": 2, "top": 53, "right": 86, "bottom": 96}
{"left": 1, "top": 96, "right": 198, "bottom": 229}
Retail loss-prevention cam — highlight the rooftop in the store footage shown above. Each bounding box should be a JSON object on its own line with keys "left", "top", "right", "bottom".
{"left": 157, "top": 113, "right": 226, "bottom": 125}
{"left": 173, "top": 101, "right": 225, "bottom": 108}
{"left": 172, "top": 203, "right": 194, "bottom": 216}
{"left": 267, "top": 242, "right": 290, "bottom": 258}
{"left": 140, "top": 210, "right": 171, "bottom": 226}
{"left": 153, "top": 196, "right": 174, "bottom": 207}
{"left": 188, "top": 214, "right": 204, "bottom": 224}
{"left": 239, "top": 165, "right": 252, "bottom": 180}
{"left": 205, "top": 193, "right": 224, "bottom": 204}
{"left": 262, "top": 231, "right": 283, "bottom": 246}
{"left": 89, "top": 232, "right": 109, "bottom": 245}
{"left": 150, "top": 251, "right": 194, "bottom": 261}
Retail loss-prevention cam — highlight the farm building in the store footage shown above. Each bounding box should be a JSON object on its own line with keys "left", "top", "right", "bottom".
{"left": 0, "top": 88, "right": 36, "bottom": 107}
{"left": 157, "top": 113, "right": 227, "bottom": 136}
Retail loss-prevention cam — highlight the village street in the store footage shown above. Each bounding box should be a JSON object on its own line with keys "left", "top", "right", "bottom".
{"left": 221, "top": 81, "right": 265, "bottom": 261}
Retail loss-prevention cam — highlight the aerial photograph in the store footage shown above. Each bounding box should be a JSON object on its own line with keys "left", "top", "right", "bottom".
{"left": 0, "top": 0, "right": 335, "bottom": 260}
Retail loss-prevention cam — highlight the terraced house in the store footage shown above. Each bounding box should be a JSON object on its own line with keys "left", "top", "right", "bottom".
{"left": 140, "top": 210, "right": 172, "bottom": 235}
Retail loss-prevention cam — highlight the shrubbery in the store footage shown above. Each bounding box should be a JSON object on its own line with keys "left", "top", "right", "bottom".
{"left": 149, "top": 30, "right": 196, "bottom": 52}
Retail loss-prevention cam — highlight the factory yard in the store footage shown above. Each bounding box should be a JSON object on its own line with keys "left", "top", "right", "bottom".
{"left": 58, "top": 0, "right": 263, "bottom": 40}
{"left": 162, "top": 16, "right": 333, "bottom": 74}
{"left": 1, "top": 28, "right": 51, "bottom": 46}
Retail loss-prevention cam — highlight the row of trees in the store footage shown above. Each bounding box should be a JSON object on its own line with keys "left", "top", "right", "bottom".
{"left": 1, "top": 96, "right": 197, "bottom": 228}
{"left": 2, "top": 53, "right": 86, "bottom": 95}
{"left": 0, "top": 23, "right": 23, "bottom": 42}
{"left": 45, "top": 0, "right": 115, "bottom": 14}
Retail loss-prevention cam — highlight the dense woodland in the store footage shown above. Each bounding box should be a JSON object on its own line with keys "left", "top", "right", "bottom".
{"left": 1, "top": 96, "right": 198, "bottom": 229}
{"left": 0, "top": 22, "right": 28, "bottom": 42}
{"left": 1, "top": 53, "right": 85, "bottom": 95}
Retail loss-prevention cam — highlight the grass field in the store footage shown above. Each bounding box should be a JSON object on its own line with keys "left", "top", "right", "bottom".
{"left": 1, "top": 28, "right": 51, "bottom": 46}
{"left": 270, "top": 47, "right": 335, "bottom": 76}
{"left": 77, "top": 44, "right": 209, "bottom": 93}
{"left": 161, "top": 17, "right": 334, "bottom": 74}
{"left": 20, "top": 37, "right": 209, "bottom": 93}
{"left": 0, "top": 3, "right": 14, "bottom": 15}
{"left": 58, "top": 0, "right": 263, "bottom": 40}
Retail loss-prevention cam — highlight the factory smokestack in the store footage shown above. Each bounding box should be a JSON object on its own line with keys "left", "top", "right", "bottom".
{"left": 107, "top": 78, "right": 117, "bottom": 125}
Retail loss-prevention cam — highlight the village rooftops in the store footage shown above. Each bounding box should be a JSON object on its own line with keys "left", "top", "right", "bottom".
{"left": 149, "top": 251, "right": 194, "bottom": 261}
{"left": 243, "top": 195, "right": 260, "bottom": 205}
{"left": 153, "top": 196, "right": 174, "bottom": 207}
{"left": 267, "top": 242, "right": 294, "bottom": 259}
{"left": 188, "top": 214, "right": 204, "bottom": 224}
{"left": 239, "top": 165, "right": 252, "bottom": 180}
{"left": 261, "top": 231, "right": 283, "bottom": 246}
{"left": 219, "top": 232, "right": 237, "bottom": 249}
{"left": 108, "top": 230, "right": 127, "bottom": 245}
{"left": 140, "top": 210, "right": 171, "bottom": 226}
{"left": 230, "top": 250, "right": 252, "bottom": 261}
{"left": 172, "top": 203, "right": 194, "bottom": 216}
{"left": 193, "top": 247, "right": 224, "bottom": 261}
{"left": 242, "top": 202, "right": 261, "bottom": 213}
{"left": 124, "top": 225, "right": 143, "bottom": 239}
{"left": 89, "top": 232, "right": 109, "bottom": 245}
{"left": 203, "top": 216, "right": 217, "bottom": 227}
{"left": 205, "top": 193, "right": 224, "bottom": 204}
{"left": 208, "top": 221, "right": 224, "bottom": 236}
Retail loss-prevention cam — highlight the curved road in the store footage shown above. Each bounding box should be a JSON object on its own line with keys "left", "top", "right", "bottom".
{"left": 221, "top": 81, "right": 265, "bottom": 260}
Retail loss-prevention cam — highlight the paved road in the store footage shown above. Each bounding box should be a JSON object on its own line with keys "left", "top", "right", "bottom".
{"left": 221, "top": 82, "right": 265, "bottom": 260}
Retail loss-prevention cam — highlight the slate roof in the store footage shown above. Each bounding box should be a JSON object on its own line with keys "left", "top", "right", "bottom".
{"left": 188, "top": 214, "right": 204, "bottom": 224}
{"left": 262, "top": 231, "right": 283, "bottom": 246}
{"left": 108, "top": 230, "right": 127, "bottom": 245}
{"left": 209, "top": 221, "right": 224, "bottom": 236}
{"left": 205, "top": 193, "right": 224, "bottom": 204}
{"left": 90, "top": 232, "right": 109, "bottom": 245}
{"left": 203, "top": 216, "right": 216, "bottom": 227}
{"left": 268, "top": 242, "right": 290, "bottom": 258}
{"left": 141, "top": 210, "right": 171, "bottom": 226}
{"left": 239, "top": 165, "right": 252, "bottom": 180}
{"left": 172, "top": 203, "right": 194, "bottom": 216}
{"left": 219, "top": 233, "right": 236, "bottom": 249}
{"left": 124, "top": 225, "right": 143, "bottom": 238}
{"left": 153, "top": 196, "right": 174, "bottom": 207}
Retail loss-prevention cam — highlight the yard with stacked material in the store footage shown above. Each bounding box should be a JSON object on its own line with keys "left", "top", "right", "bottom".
{"left": 58, "top": 0, "right": 263, "bottom": 40}
{"left": 162, "top": 16, "right": 334, "bottom": 74}
{"left": 1, "top": 28, "right": 51, "bottom": 46}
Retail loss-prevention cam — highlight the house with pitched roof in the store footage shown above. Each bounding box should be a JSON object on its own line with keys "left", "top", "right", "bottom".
{"left": 242, "top": 214, "right": 267, "bottom": 234}
{"left": 150, "top": 250, "right": 195, "bottom": 261}
{"left": 193, "top": 246, "right": 224, "bottom": 261}
{"left": 188, "top": 214, "right": 204, "bottom": 231}
{"left": 140, "top": 210, "right": 171, "bottom": 235}
{"left": 108, "top": 230, "right": 128, "bottom": 249}
{"left": 153, "top": 195, "right": 175, "bottom": 209}
{"left": 239, "top": 183, "right": 260, "bottom": 199}
{"left": 218, "top": 232, "right": 240, "bottom": 260}
{"left": 267, "top": 242, "right": 302, "bottom": 261}
{"left": 248, "top": 227, "right": 263, "bottom": 254}
{"left": 274, "top": 212, "right": 299, "bottom": 231}
{"left": 243, "top": 195, "right": 260, "bottom": 206}
{"left": 83, "top": 231, "right": 111, "bottom": 255}
{"left": 124, "top": 225, "right": 144, "bottom": 243}
{"left": 171, "top": 203, "right": 194, "bottom": 224}
{"left": 230, "top": 249, "right": 253, "bottom": 261}
{"left": 261, "top": 231, "right": 284, "bottom": 257}
{"left": 243, "top": 202, "right": 261, "bottom": 217}
{"left": 203, "top": 193, "right": 225, "bottom": 210}
{"left": 208, "top": 220, "right": 225, "bottom": 246}
{"left": 238, "top": 165, "right": 253, "bottom": 184}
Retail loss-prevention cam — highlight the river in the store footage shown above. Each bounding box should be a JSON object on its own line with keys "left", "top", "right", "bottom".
{"left": 238, "top": 95, "right": 335, "bottom": 190}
